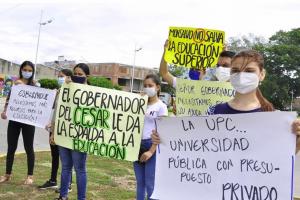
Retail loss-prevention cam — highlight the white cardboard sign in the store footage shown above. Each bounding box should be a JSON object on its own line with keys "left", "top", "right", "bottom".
{"left": 7, "top": 84, "right": 56, "bottom": 128}
{"left": 152, "top": 112, "right": 297, "bottom": 200}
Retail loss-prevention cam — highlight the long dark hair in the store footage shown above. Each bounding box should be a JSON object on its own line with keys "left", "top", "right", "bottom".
{"left": 231, "top": 50, "right": 274, "bottom": 111}
{"left": 60, "top": 68, "right": 73, "bottom": 77}
{"left": 73, "top": 63, "right": 90, "bottom": 85}
{"left": 19, "top": 61, "right": 35, "bottom": 85}
{"left": 74, "top": 63, "right": 90, "bottom": 76}
{"left": 144, "top": 74, "right": 161, "bottom": 97}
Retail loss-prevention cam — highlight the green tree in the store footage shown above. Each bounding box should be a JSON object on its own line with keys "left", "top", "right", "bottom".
{"left": 161, "top": 65, "right": 187, "bottom": 95}
{"left": 169, "top": 64, "right": 187, "bottom": 78}
{"left": 260, "top": 28, "right": 300, "bottom": 110}
{"left": 88, "top": 76, "right": 122, "bottom": 90}
{"left": 39, "top": 77, "right": 122, "bottom": 91}
{"left": 227, "top": 28, "right": 300, "bottom": 110}
{"left": 38, "top": 79, "right": 59, "bottom": 89}
{"left": 227, "top": 33, "right": 267, "bottom": 52}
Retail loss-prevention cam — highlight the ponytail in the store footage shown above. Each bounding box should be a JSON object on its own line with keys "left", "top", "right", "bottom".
{"left": 256, "top": 88, "right": 274, "bottom": 111}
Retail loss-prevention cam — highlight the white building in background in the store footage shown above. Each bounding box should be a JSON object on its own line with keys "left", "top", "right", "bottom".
{"left": 0, "top": 58, "right": 57, "bottom": 79}
{"left": 44, "top": 56, "right": 76, "bottom": 70}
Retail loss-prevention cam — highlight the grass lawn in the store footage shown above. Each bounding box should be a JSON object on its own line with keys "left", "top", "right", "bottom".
{"left": 0, "top": 152, "right": 136, "bottom": 200}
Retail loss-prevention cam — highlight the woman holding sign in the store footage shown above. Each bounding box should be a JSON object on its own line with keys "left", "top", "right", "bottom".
{"left": 54, "top": 63, "right": 90, "bottom": 200}
{"left": 0, "top": 61, "right": 37, "bottom": 184}
{"left": 207, "top": 50, "right": 274, "bottom": 114}
{"left": 152, "top": 50, "right": 300, "bottom": 152}
{"left": 39, "top": 69, "right": 73, "bottom": 191}
{"left": 134, "top": 74, "right": 168, "bottom": 200}
{"left": 206, "top": 50, "right": 300, "bottom": 151}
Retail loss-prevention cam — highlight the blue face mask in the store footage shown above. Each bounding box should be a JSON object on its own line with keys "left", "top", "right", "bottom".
{"left": 71, "top": 75, "right": 86, "bottom": 84}
{"left": 189, "top": 69, "right": 201, "bottom": 80}
{"left": 22, "top": 71, "right": 33, "bottom": 79}
{"left": 57, "top": 77, "right": 65, "bottom": 86}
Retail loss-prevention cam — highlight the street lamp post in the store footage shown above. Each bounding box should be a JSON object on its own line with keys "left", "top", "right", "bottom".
{"left": 34, "top": 10, "right": 53, "bottom": 78}
{"left": 130, "top": 46, "right": 142, "bottom": 93}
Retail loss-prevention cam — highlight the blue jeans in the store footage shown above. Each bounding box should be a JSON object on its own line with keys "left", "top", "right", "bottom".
{"left": 134, "top": 139, "right": 156, "bottom": 200}
{"left": 59, "top": 146, "right": 87, "bottom": 200}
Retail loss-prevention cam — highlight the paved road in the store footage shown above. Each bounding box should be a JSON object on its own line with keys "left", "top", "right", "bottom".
{"left": 0, "top": 118, "right": 50, "bottom": 154}
{"left": 0, "top": 98, "right": 299, "bottom": 196}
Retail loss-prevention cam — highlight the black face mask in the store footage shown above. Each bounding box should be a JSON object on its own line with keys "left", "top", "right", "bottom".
{"left": 71, "top": 75, "right": 86, "bottom": 84}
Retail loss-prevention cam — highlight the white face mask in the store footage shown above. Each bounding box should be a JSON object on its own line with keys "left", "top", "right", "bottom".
{"left": 215, "top": 66, "right": 231, "bottom": 82}
{"left": 230, "top": 72, "right": 259, "bottom": 94}
{"left": 143, "top": 87, "right": 157, "bottom": 97}
{"left": 22, "top": 71, "right": 33, "bottom": 79}
{"left": 57, "top": 77, "right": 65, "bottom": 86}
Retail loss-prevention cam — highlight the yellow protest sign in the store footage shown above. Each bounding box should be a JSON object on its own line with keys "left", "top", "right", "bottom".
{"left": 54, "top": 83, "right": 148, "bottom": 162}
{"left": 165, "top": 27, "right": 225, "bottom": 70}
{"left": 176, "top": 79, "right": 235, "bottom": 116}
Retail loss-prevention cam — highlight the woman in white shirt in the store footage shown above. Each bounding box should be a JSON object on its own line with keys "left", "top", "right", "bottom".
{"left": 134, "top": 74, "right": 168, "bottom": 200}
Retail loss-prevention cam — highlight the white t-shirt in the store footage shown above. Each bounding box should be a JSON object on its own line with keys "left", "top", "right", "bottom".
{"left": 142, "top": 99, "right": 168, "bottom": 140}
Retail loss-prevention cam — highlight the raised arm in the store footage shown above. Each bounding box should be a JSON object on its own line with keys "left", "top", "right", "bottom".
{"left": 160, "top": 40, "right": 175, "bottom": 87}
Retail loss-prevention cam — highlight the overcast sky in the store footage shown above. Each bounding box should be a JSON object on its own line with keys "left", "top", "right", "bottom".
{"left": 0, "top": 0, "right": 299, "bottom": 68}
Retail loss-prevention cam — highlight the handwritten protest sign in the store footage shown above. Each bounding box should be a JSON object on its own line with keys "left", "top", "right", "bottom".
{"left": 151, "top": 112, "right": 297, "bottom": 200}
{"left": 165, "top": 27, "right": 225, "bottom": 70}
{"left": 176, "top": 79, "right": 235, "bottom": 116}
{"left": 7, "top": 84, "right": 56, "bottom": 128}
{"left": 54, "top": 83, "right": 148, "bottom": 162}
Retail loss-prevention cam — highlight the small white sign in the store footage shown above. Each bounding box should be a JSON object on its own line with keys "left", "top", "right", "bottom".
{"left": 7, "top": 84, "right": 56, "bottom": 128}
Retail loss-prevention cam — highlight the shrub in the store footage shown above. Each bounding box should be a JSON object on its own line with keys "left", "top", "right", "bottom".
{"left": 38, "top": 77, "right": 122, "bottom": 90}
{"left": 38, "top": 79, "right": 59, "bottom": 89}
{"left": 88, "top": 76, "right": 121, "bottom": 90}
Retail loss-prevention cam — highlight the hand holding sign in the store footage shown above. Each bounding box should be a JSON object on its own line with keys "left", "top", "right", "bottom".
{"left": 151, "top": 130, "right": 161, "bottom": 145}
{"left": 292, "top": 119, "right": 300, "bottom": 153}
{"left": 292, "top": 119, "right": 300, "bottom": 136}
{"left": 1, "top": 111, "right": 7, "bottom": 120}
{"left": 140, "top": 151, "right": 154, "bottom": 162}
{"left": 49, "top": 132, "right": 55, "bottom": 145}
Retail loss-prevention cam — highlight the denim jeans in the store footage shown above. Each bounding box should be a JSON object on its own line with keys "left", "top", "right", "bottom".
{"left": 134, "top": 139, "right": 156, "bottom": 200}
{"left": 59, "top": 146, "right": 87, "bottom": 200}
